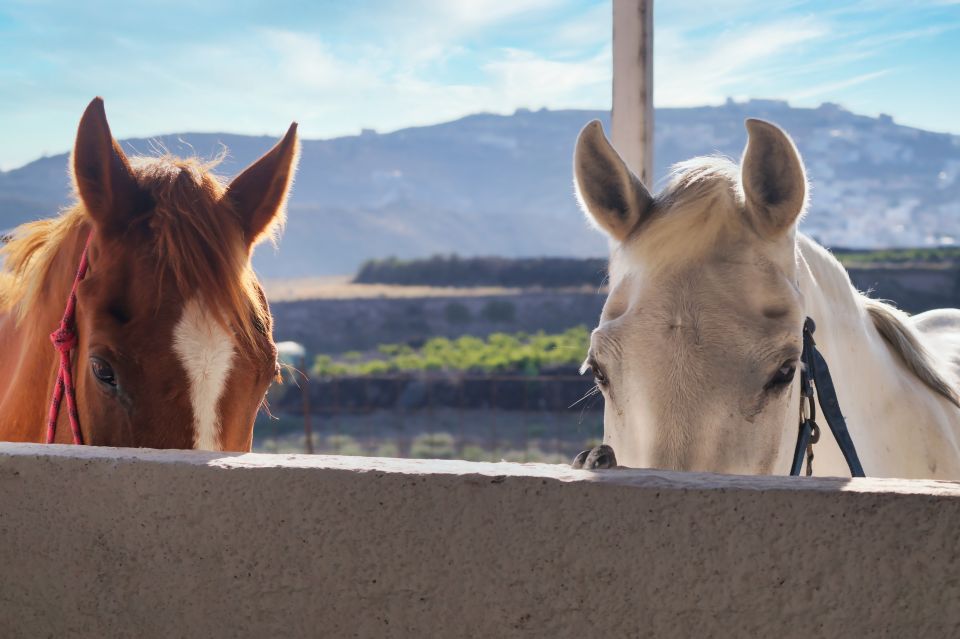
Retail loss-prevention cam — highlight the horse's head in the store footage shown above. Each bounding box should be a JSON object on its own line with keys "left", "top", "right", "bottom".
{"left": 66, "top": 98, "right": 297, "bottom": 450}
{"left": 574, "top": 119, "right": 808, "bottom": 474}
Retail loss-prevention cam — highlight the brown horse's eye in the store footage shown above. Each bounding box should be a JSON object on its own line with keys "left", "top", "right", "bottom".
{"left": 90, "top": 357, "right": 117, "bottom": 387}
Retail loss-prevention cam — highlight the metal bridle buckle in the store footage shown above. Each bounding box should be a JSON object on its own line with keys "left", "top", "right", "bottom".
{"left": 800, "top": 376, "right": 820, "bottom": 476}
{"left": 801, "top": 391, "right": 815, "bottom": 423}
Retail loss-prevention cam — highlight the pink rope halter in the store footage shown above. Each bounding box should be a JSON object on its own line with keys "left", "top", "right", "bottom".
{"left": 46, "top": 231, "right": 93, "bottom": 445}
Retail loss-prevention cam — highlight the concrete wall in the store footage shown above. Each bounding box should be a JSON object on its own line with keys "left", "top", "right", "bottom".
{"left": 1, "top": 443, "right": 958, "bottom": 638}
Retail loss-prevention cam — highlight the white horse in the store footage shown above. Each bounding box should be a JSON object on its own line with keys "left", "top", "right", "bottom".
{"left": 571, "top": 118, "right": 960, "bottom": 479}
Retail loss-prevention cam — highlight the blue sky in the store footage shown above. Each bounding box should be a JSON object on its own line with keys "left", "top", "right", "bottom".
{"left": 0, "top": 0, "right": 958, "bottom": 170}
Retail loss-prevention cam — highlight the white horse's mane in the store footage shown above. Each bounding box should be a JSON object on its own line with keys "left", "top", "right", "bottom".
{"left": 616, "top": 156, "right": 745, "bottom": 281}
{"left": 864, "top": 298, "right": 959, "bottom": 406}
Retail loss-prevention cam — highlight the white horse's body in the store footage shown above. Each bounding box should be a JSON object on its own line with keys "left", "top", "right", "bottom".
{"left": 782, "top": 236, "right": 960, "bottom": 477}
{"left": 572, "top": 118, "right": 960, "bottom": 479}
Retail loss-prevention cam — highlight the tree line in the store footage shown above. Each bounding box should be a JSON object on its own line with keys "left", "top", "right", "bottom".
{"left": 354, "top": 249, "right": 960, "bottom": 289}
{"left": 354, "top": 255, "right": 608, "bottom": 288}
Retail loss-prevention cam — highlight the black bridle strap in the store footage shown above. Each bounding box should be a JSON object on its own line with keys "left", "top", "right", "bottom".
{"left": 790, "top": 318, "right": 866, "bottom": 478}
{"left": 789, "top": 419, "right": 816, "bottom": 476}
{"left": 790, "top": 319, "right": 820, "bottom": 476}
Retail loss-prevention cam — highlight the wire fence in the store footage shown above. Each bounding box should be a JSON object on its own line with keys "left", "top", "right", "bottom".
{"left": 255, "top": 373, "right": 604, "bottom": 463}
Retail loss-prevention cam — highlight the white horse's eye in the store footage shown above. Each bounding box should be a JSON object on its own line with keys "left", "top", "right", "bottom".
{"left": 592, "top": 364, "right": 609, "bottom": 386}
{"left": 765, "top": 361, "right": 797, "bottom": 392}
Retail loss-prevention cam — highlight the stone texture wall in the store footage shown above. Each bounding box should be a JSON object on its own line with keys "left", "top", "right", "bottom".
{"left": 1, "top": 443, "right": 958, "bottom": 638}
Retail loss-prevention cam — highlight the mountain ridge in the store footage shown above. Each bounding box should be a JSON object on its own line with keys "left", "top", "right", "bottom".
{"left": 2, "top": 100, "right": 958, "bottom": 277}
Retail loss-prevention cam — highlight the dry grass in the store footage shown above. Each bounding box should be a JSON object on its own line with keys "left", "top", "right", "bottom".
{"left": 261, "top": 276, "right": 601, "bottom": 302}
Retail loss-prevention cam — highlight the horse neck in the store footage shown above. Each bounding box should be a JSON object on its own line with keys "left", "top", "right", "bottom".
{"left": 0, "top": 221, "right": 91, "bottom": 442}
{"left": 787, "top": 234, "right": 960, "bottom": 478}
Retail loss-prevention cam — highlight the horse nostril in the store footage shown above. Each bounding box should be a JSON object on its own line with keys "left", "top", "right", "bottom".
{"left": 571, "top": 444, "right": 618, "bottom": 470}
{"left": 571, "top": 449, "right": 591, "bottom": 468}
{"left": 588, "top": 444, "right": 618, "bottom": 469}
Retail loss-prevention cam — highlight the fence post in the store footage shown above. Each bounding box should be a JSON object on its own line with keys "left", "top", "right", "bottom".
{"left": 301, "top": 355, "right": 314, "bottom": 454}
{"left": 612, "top": 0, "right": 654, "bottom": 185}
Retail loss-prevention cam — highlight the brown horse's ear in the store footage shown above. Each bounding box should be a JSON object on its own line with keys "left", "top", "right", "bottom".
{"left": 73, "top": 97, "right": 147, "bottom": 234}
{"left": 574, "top": 120, "right": 654, "bottom": 242}
{"left": 740, "top": 118, "right": 808, "bottom": 238}
{"left": 225, "top": 123, "right": 299, "bottom": 246}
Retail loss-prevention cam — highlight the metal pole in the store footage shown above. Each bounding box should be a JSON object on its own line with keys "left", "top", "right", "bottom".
{"left": 301, "top": 356, "right": 314, "bottom": 454}
{"left": 612, "top": 0, "right": 654, "bottom": 186}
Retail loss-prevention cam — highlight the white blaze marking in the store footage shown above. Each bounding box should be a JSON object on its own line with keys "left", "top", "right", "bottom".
{"left": 173, "top": 298, "right": 236, "bottom": 450}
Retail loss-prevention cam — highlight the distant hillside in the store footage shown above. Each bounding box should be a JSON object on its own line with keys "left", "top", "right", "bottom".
{"left": 2, "top": 100, "right": 959, "bottom": 277}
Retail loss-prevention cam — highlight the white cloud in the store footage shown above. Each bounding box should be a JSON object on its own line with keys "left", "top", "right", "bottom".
{"left": 259, "top": 30, "right": 382, "bottom": 92}
{"left": 788, "top": 68, "right": 894, "bottom": 100}
{"left": 103, "top": 24, "right": 610, "bottom": 148}
{"left": 656, "top": 18, "right": 828, "bottom": 106}
{"left": 432, "top": 0, "right": 560, "bottom": 28}
{"left": 482, "top": 47, "right": 610, "bottom": 108}
{"left": 549, "top": 2, "right": 610, "bottom": 50}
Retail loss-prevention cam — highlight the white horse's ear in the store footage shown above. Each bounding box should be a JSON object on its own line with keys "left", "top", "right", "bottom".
{"left": 741, "top": 119, "right": 807, "bottom": 238}
{"left": 574, "top": 120, "right": 653, "bottom": 242}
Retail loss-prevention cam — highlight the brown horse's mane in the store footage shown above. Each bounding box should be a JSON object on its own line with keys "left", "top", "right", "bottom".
{"left": 0, "top": 154, "right": 271, "bottom": 347}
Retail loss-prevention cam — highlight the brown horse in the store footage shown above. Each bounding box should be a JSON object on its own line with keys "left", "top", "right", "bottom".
{"left": 0, "top": 98, "right": 298, "bottom": 450}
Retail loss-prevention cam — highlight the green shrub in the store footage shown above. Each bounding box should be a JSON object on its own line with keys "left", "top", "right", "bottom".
{"left": 374, "top": 442, "right": 400, "bottom": 458}
{"left": 410, "top": 432, "right": 457, "bottom": 459}
{"left": 324, "top": 434, "right": 365, "bottom": 456}
{"left": 312, "top": 355, "right": 348, "bottom": 377}
{"left": 460, "top": 445, "right": 489, "bottom": 462}
{"left": 356, "top": 360, "right": 394, "bottom": 375}
{"left": 834, "top": 247, "right": 960, "bottom": 265}
{"left": 310, "top": 326, "right": 591, "bottom": 377}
